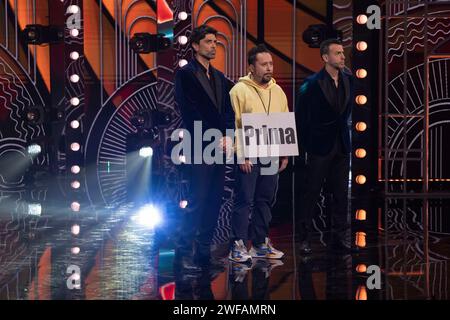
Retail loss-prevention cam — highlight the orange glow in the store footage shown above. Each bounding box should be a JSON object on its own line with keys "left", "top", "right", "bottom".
{"left": 356, "top": 41, "right": 368, "bottom": 51}
{"left": 356, "top": 264, "right": 367, "bottom": 273}
{"left": 356, "top": 95, "right": 367, "bottom": 105}
{"left": 355, "top": 148, "right": 367, "bottom": 158}
{"left": 355, "top": 232, "right": 367, "bottom": 247}
{"left": 355, "top": 175, "right": 366, "bottom": 185}
{"left": 355, "top": 209, "right": 367, "bottom": 221}
{"left": 356, "top": 14, "right": 368, "bottom": 24}
{"left": 356, "top": 285, "right": 368, "bottom": 300}
{"left": 157, "top": 0, "right": 173, "bottom": 24}
{"left": 355, "top": 122, "right": 367, "bottom": 132}
{"left": 356, "top": 69, "right": 367, "bottom": 78}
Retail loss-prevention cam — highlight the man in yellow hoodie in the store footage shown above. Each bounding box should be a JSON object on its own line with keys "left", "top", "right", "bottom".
{"left": 229, "top": 44, "right": 289, "bottom": 263}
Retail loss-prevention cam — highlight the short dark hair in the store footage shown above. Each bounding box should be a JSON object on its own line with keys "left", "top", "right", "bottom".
{"left": 247, "top": 44, "right": 270, "bottom": 65}
{"left": 320, "top": 38, "right": 343, "bottom": 56}
{"left": 190, "top": 24, "right": 218, "bottom": 48}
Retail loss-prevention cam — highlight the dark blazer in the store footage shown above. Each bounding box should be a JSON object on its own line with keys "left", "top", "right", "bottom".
{"left": 295, "top": 68, "right": 354, "bottom": 156}
{"left": 175, "top": 59, "right": 235, "bottom": 137}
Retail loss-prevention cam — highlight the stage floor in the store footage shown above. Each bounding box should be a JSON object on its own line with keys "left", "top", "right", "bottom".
{"left": 0, "top": 181, "right": 449, "bottom": 300}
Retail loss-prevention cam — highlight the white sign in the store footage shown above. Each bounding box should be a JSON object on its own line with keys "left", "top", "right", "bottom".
{"left": 241, "top": 112, "right": 299, "bottom": 158}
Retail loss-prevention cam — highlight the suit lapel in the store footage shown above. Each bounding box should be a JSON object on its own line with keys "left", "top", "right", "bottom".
{"left": 211, "top": 67, "right": 222, "bottom": 114}
{"left": 193, "top": 68, "right": 219, "bottom": 111}
{"left": 317, "top": 73, "right": 335, "bottom": 111}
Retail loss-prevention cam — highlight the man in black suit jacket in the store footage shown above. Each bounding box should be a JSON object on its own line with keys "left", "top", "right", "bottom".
{"left": 295, "top": 39, "right": 354, "bottom": 254}
{"left": 174, "top": 25, "right": 235, "bottom": 272}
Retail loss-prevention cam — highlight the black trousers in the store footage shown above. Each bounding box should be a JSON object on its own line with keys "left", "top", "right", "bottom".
{"left": 296, "top": 137, "right": 350, "bottom": 241}
{"left": 232, "top": 163, "right": 279, "bottom": 245}
{"left": 176, "top": 163, "right": 225, "bottom": 262}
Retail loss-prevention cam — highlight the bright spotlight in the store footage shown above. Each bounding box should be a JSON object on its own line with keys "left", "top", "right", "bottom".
{"left": 132, "top": 204, "right": 163, "bottom": 229}
{"left": 27, "top": 203, "right": 42, "bottom": 216}
{"left": 139, "top": 146, "right": 153, "bottom": 158}
{"left": 27, "top": 143, "right": 42, "bottom": 155}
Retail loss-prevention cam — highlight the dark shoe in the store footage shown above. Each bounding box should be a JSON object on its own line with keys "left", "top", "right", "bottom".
{"left": 298, "top": 240, "right": 312, "bottom": 255}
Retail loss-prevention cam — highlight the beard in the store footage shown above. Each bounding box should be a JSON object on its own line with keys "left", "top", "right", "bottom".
{"left": 200, "top": 51, "right": 215, "bottom": 60}
{"left": 261, "top": 74, "right": 272, "bottom": 83}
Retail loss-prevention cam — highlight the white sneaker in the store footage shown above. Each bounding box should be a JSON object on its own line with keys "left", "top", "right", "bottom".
{"left": 249, "top": 237, "right": 284, "bottom": 259}
{"left": 228, "top": 239, "right": 252, "bottom": 263}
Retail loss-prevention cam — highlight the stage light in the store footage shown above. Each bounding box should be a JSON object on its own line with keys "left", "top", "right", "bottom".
{"left": 70, "top": 74, "right": 80, "bottom": 83}
{"left": 67, "top": 5, "right": 80, "bottom": 14}
{"left": 70, "top": 97, "right": 80, "bottom": 106}
{"left": 178, "top": 59, "right": 188, "bottom": 67}
{"left": 178, "top": 11, "right": 188, "bottom": 21}
{"left": 71, "top": 165, "right": 81, "bottom": 174}
{"left": 355, "top": 209, "right": 367, "bottom": 221}
{"left": 356, "top": 95, "right": 367, "bottom": 105}
{"left": 70, "top": 120, "right": 80, "bottom": 129}
{"left": 129, "top": 33, "right": 171, "bottom": 53}
{"left": 356, "top": 69, "right": 367, "bottom": 78}
{"left": 27, "top": 143, "right": 42, "bottom": 155}
{"left": 27, "top": 203, "right": 42, "bottom": 216}
{"left": 356, "top": 14, "right": 368, "bottom": 25}
{"left": 355, "top": 175, "right": 366, "bottom": 184}
{"left": 70, "top": 51, "right": 80, "bottom": 60}
{"left": 302, "top": 24, "right": 343, "bottom": 48}
{"left": 356, "top": 285, "right": 368, "bottom": 300}
{"left": 179, "top": 200, "right": 188, "bottom": 209}
{"left": 355, "top": 148, "right": 367, "bottom": 158}
{"left": 70, "top": 29, "right": 79, "bottom": 37}
{"left": 71, "top": 180, "right": 80, "bottom": 189}
{"left": 71, "top": 247, "right": 80, "bottom": 254}
{"left": 71, "top": 224, "right": 80, "bottom": 235}
{"left": 71, "top": 143, "right": 80, "bottom": 152}
{"left": 356, "top": 41, "right": 368, "bottom": 51}
{"left": 132, "top": 204, "right": 163, "bottom": 229}
{"left": 356, "top": 264, "right": 367, "bottom": 273}
{"left": 178, "top": 35, "right": 188, "bottom": 45}
{"left": 355, "top": 231, "right": 367, "bottom": 247}
{"left": 139, "top": 146, "right": 153, "bottom": 158}
{"left": 355, "top": 122, "right": 367, "bottom": 132}
{"left": 22, "top": 24, "right": 63, "bottom": 44}
{"left": 71, "top": 201, "right": 80, "bottom": 212}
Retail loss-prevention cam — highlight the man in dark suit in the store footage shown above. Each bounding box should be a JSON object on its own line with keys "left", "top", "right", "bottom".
{"left": 174, "top": 25, "right": 235, "bottom": 272}
{"left": 295, "top": 39, "right": 354, "bottom": 254}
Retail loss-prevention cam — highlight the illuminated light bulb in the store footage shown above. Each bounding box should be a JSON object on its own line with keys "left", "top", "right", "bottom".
{"left": 356, "top": 69, "right": 367, "bottom": 78}
{"left": 71, "top": 202, "right": 80, "bottom": 212}
{"left": 355, "top": 122, "right": 367, "bottom": 132}
{"left": 356, "top": 285, "right": 368, "bottom": 300}
{"left": 71, "top": 142, "right": 80, "bottom": 151}
{"left": 355, "top": 148, "right": 367, "bottom": 158}
{"left": 71, "top": 180, "right": 81, "bottom": 189}
{"left": 70, "top": 29, "right": 79, "bottom": 37}
{"left": 355, "top": 209, "right": 367, "bottom": 220}
{"left": 356, "top": 264, "right": 367, "bottom": 273}
{"left": 70, "top": 51, "right": 79, "bottom": 60}
{"left": 71, "top": 165, "right": 81, "bottom": 174}
{"left": 178, "top": 35, "right": 188, "bottom": 45}
{"left": 71, "top": 224, "right": 80, "bottom": 235}
{"left": 178, "top": 59, "right": 188, "bottom": 67}
{"left": 356, "top": 41, "right": 368, "bottom": 51}
{"left": 70, "top": 74, "right": 80, "bottom": 83}
{"left": 70, "top": 120, "right": 80, "bottom": 129}
{"left": 356, "top": 95, "right": 367, "bottom": 105}
{"left": 179, "top": 200, "right": 188, "bottom": 209}
{"left": 178, "top": 11, "right": 188, "bottom": 21}
{"left": 70, "top": 97, "right": 80, "bottom": 106}
{"left": 356, "top": 175, "right": 367, "bottom": 185}
{"left": 356, "top": 14, "right": 368, "bottom": 24}
{"left": 355, "top": 231, "right": 367, "bottom": 247}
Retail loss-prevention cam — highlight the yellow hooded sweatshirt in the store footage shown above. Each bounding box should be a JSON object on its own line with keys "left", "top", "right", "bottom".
{"left": 229, "top": 74, "right": 289, "bottom": 159}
